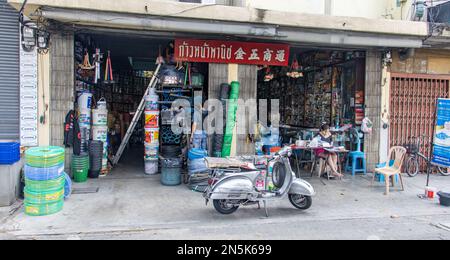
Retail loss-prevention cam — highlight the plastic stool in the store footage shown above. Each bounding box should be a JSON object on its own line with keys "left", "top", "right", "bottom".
{"left": 345, "top": 151, "right": 367, "bottom": 176}
{"left": 375, "top": 161, "right": 399, "bottom": 183}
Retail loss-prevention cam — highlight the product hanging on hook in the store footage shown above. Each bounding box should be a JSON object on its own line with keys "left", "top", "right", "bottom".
{"left": 287, "top": 57, "right": 303, "bottom": 78}
{"left": 92, "top": 48, "right": 103, "bottom": 84}
{"left": 156, "top": 45, "right": 165, "bottom": 65}
{"left": 264, "top": 66, "right": 274, "bottom": 82}
{"left": 104, "top": 50, "right": 114, "bottom": 84}
{"left": 79, "top": 49, "right": 95, "bottom": 70}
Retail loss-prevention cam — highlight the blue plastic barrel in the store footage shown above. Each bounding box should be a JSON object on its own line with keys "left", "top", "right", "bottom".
{"left": 161, "top": 158, "right": 182, "bottom": 186}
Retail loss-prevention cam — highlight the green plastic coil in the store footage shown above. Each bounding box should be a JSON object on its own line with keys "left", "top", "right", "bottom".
{"left": 25, "top": 175, "right": 65, "bottom": 191}
{"left": 25, "top": 146, "right": 65, "bottom": 168}
{"left": 24, "top": 200, "right": 64, "bottom": 216}
{"left": 24, "top": 187, "right": 65, "bottom": 204}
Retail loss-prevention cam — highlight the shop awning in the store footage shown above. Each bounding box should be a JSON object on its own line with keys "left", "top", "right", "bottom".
{"left": 9, "top": 0, "right": 428, "bottom": 49}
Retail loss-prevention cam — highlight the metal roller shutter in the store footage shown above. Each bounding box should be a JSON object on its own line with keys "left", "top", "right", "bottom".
{"left": 0, "top": 0, "right": 20, "bottom": 141}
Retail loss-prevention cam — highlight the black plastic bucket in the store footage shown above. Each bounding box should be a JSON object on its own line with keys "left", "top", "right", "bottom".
{"left": 438, "top": 191, "right": 450, "bottom": 207}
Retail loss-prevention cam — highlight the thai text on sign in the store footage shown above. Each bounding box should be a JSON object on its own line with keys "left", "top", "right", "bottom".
{"left": 175, "top": 39, "right": 290, "bottom": 66}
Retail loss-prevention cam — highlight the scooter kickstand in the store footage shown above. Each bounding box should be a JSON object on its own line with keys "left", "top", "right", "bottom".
{"left": 263, "top": 200, "right": 269, "bottom": 218}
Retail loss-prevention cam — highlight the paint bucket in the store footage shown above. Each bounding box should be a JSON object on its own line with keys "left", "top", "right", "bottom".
{"left": 145, "top": 94, "right": 159, "bottom": 111}
{"left": 77, "top": 92, "right": 93, "bottom": 110}
{"left": 79, "top": 108, "right": 92, "bottom": 126}
{"left": 144, "top": 143, "right": 159, "bottom": 160}
{"left": 97, "top": 97, "right": 107, "bottom": 110}
{"left": 144, "top": 159, "right": 159, "bottom": 175}
{"left": 425, "top": 187, "right": 438, "bottom": 199}
{"left": 145, "top": 110, "right": 159, "bottom": 128}
{"left": 145, "top": 128, "right": 159, "bottom": 144}
{"left": 92, "top": 126, "right": 108, "bottom": 142}
{"left": 92, "top": 109, "right": 108, "bottom": 126}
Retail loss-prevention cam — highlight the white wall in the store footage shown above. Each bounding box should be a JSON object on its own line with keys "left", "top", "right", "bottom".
{"left": 245, "top": 0, "right": 396, "bottom": 20}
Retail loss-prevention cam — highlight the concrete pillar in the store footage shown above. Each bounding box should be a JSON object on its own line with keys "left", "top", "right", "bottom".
{"left": 49, "top": 32, "right": 74, "bottom": 173}
{"left": 364, "top": 50, "right": 384, "bottom": 171}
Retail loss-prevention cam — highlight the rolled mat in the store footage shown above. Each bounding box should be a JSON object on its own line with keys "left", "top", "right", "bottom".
{"left": 25, "top": 146, "right": 65, "bottom": 168}
{"left": 24, "top": 163, "right": 64, "bottom": 181}
{"left": 24, "top": 187, "right": 65, "bottom": 204}
{"left": 221, "top": 81, "right": 240, "bottom": 157}
{"left": 24, "top": 200, "right": 64, "bottom": 216}
{"left": 25, "top": 175, "right": 65, "bottom": 191}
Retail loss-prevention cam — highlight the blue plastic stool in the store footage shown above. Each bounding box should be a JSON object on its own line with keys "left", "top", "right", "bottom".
{"left": 345, "top": 151, "right": 367, "bottom": 176}
{"left": 375, "top": 160, "right": 399, "bottom": 183}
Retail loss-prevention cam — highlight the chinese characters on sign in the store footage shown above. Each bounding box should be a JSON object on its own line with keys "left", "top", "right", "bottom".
{"left": 174, "top": 39, "right": 290, "bottom": 66}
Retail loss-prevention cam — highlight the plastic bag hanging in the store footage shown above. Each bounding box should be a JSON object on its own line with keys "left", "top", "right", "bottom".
{"left": 104, "top": 51, "right": 114, "bottom": 84}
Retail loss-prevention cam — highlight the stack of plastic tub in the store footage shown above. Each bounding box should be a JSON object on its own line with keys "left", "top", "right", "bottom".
{"left": 71, "top": 154, "right": 90, "bottom": 183}
{"left": 92, "top": 98, "right": 109, "bottom": 174}
{"left": 24, "top": 146, "right": 66, "bottom": 216}
{"left": 144, "top": 88, "right": 160, "bottom": 175}
{"left": 78, "top": 91, "right": 93, "bottom": 155}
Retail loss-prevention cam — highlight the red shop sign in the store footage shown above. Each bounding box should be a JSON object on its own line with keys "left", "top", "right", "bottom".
{"left": 175, "top": 39, "right": 290, "bottom": 66}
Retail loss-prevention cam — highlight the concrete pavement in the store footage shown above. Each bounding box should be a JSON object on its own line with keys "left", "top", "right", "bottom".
{"left": 1, "top": 168, "right": 450, "bottom": 240}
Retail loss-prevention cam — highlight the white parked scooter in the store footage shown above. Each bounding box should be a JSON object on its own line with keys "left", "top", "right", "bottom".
{"left": 203, "top": 146, "right": 315, "bottom": 216}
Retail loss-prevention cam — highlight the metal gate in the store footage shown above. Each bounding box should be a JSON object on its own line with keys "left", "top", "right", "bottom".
{"left": 390, "top": 73, "right": 450, "bottom": 165}
{"left": 0, "top": 0, "right": 20, "bottom": 140}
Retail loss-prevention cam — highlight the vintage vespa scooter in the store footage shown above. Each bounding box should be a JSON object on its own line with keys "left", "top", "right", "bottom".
{"left": 203, "top": 146, "right": 315, "bottom": 216}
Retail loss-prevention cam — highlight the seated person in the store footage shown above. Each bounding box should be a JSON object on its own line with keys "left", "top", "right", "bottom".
{"left": 315, "top": 124, "right": 343, "bottom": 178}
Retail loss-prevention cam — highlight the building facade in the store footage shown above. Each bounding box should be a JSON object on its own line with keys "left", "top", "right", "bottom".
{"left": 6, "top": 0, "right": 450, "bottom": 171}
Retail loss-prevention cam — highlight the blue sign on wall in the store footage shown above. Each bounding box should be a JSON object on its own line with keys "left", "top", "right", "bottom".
{"left": 432, "top": 99, "right": 450, "bottom": 167}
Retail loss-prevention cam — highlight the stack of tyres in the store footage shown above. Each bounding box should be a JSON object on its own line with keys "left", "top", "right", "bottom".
{"left": 144, "top": 90, "right": 160, "bottom": 175}
{"left": 72, "top": 154, "right": 90, "bottom": 183}
{"left": 24, "top": 146, "right": 66, "bottom": 216}
{"left": 88, "top": 141, "right": 103, "bottom": 178}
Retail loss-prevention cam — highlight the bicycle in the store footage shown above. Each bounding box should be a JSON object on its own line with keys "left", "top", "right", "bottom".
{"left": 404, "top": 135, "right": 450, "bottom": 177}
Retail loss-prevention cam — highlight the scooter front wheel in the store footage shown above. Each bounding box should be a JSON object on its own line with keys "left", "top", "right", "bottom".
{"left": 213, "top": 200, "right": 239, "bottom": 215}
{"left": 289, "top": 194, "right": 312, "bottom": 210}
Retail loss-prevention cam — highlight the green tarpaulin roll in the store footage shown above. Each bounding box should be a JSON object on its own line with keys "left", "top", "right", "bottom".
{"left": 221, "top": 81, "right": 240, "bottom": 157}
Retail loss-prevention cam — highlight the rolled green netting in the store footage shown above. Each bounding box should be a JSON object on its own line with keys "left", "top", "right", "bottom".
{"left": 24, "top": 187, "right": 65, "bottom": 204}
{"left": 221, "top": 81, "right": 240, "bottom": 157}
{"left": 25, "top": 175, "right": 65, "bottom": 191}
{"left": 24, "top": 200, "right": 64, "bottom": 216}
{"left": 25, "top": 146, "right": 65, "bottom": 168}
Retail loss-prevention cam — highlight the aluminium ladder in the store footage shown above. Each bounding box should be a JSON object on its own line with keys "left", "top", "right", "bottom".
{"left": 112, "top": 63, "right": 162, "bottom": 166}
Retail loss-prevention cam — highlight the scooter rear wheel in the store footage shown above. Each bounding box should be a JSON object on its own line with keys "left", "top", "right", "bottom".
{"left": 213, "top": 200, "right": 239, "bottom": 215}
{"left": 289, "top": 194, "right": 312, "bottom": 210}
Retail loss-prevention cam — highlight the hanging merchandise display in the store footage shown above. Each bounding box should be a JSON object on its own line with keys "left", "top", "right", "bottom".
{"left": 93, "top": 48, "right": 103, "bottom": 84}
{"left": 23, "top": 146, "right": 66, "bottom": 216}
{"left": 104, "top": 51, "right": 114, "bottom": 84}
{"left": 79, "top": 49, "right": 95, "bottom": 70}
{"left": 221, "top": 81, "right": 240, "bottom": 157}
